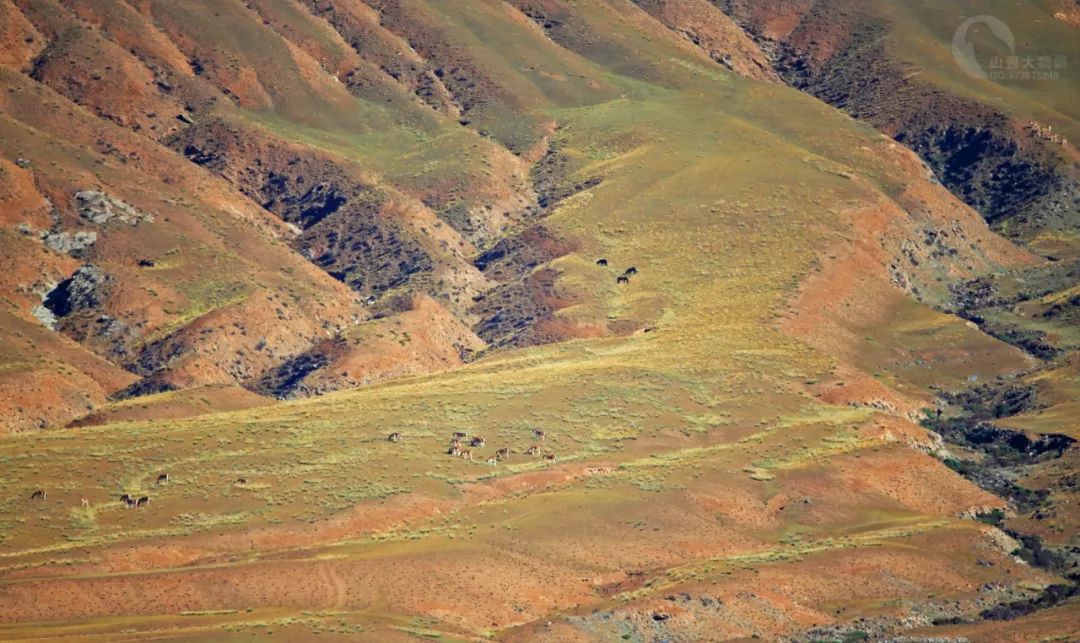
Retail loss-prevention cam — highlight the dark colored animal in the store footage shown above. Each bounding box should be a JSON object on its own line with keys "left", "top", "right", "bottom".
{"left": 30, "top": 489, "right": 46, "bottom": 501}
{"left": 596, "top": 258, "right": 608, "bottom": 266}
{"left": 533, "top": 429, "right": 546, "bottom": 440}
{"left": 453, "top": 431, "right": 468, "bottom": 439}
{"left": 624, "top": 267, "right": 637, "bottom": 275}
{"left": 470, "top": 436, "right": 486, "bottom": 447}
{"left": 388, "top": 432, "right": 402, "bottom": 443}
{"left": 236, "top": 478, "right": 247, "bottom": 486}
{"left": 542, "top": 453, "right": 557, "bottom": 462}
{"left": 137, "top": 258, "right": 156, "bottom": 267}
{"left": 617, "top": 275, "right": 629, "bottom": 284}
{"left": 120, "top": 493, "right": 133, "bottom": 503}
{"left": 136, "top": 496, "right": 149, "bottom": 508}
{"left": 122, "top": 495, "right": 136, "bottom": 508}
{"left": 156, "top": 473, "right": 169, "bottom": 484}
{"left": 447, "top": 445, "right": 462, "bottom": 456}
{"left": 496, "top": 448, "right": 510, "bottom": 460}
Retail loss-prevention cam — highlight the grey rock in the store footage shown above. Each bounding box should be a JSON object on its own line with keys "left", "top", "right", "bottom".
{"left": 43, "top": 230, "right": 98, "bottom": 255}
{"left": 42, "top": 265, "right": 110, "bottom": 319}
{"left": 32, "top": 304, "right": 58, "bottom": 330}
{"left": 74, "top": 191, "right": 154, "bottom": 226}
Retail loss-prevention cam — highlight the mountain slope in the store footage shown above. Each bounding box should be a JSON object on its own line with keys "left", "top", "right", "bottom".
{"left": 0, "top": 0, "right": 1076, "bottom": 640}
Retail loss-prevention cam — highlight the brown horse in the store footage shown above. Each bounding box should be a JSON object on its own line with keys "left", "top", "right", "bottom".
{"left": 30, "top": 489, "right": 46, "bottom": 501}
{"left": 156, "top": 473, "right": 169, "bottom": 484}
{"left": 136, "top": 496, "right": 150, "bottom": 508}
{"left": 495, "top": 448, "right": 510, "bottom": 460}
{"left": 387, "top": 432, "right": 402, "bottom": 443}
{"left": 470, "top": 436, "right": 486, "bottom": 447}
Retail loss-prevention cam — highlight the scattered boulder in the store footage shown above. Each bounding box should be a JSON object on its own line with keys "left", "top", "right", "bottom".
{"left": 74, "top": 191, "right": 154, "bottom": 226}
{"left": 42, "top": 230, "right": 97, "bottom": 255}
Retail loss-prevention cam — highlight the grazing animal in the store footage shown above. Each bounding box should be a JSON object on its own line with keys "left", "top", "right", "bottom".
{"left": 80, "top": 498, "right": 90, "bottom": 508}
{"left": 496, "top": 448, "right": 510, "bottom": 460}
{"left": 235, "top": 478, "right": 247, "bottom": 486}
{"left": 624, "top": 267, "right": 637, "bottom": 275}
{"left": 459, "top": 449, "right": 473, "bottom": 460}
{"left": 123, "top": 496, "right": 137, "bottom": 509}
{"left": 596, "top": 258, "right": 608, "bottom": 266}
{"left": 487, "top": 457, "right": 498, "bottom": 466}
{"left": 533, "top": 429, "right": 546, "bottom": 440}
{"left": 387, "top": 432, "right": 402, "bottom": 443}
{"left": 525, "top": 445, "right": 541, "bottom": 456}
{"left": 136, "top": 496, "right": 149, "bottom": 508}
{"left": 120, "top": 493, "right": 133, "bottom": 503}
{"left": 449, "top": 438, "right": 462, "bottom": 448}
{"left": 156, "top": 473, "right": 169, "bottom": 484}
{"left": 616, "top": 275, "right": 629, "bottom": 284}
{"left": 447, "top": 446, "right": 462, "bottom": 456}
{"left": 542, "top": 453, "right": 557, "bottom": 462}
{"left": 30, "top": 489, "right": 46, "bottom": 501}
{"left": 470, "top": 436, "right": 486, "bottom": 447}
{"left": 453, "top": 431, "right": 468, "bottom": 439}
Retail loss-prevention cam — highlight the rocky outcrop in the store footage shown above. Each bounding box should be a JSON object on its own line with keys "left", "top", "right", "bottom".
{"left": 40, "top": 264, "right": 110, "bottom": 319}
{"left": 42, "top": 229, "right": 96, "bottom": 255}
{"left": 74, "top": 191, "right": 154, "bottom": 226}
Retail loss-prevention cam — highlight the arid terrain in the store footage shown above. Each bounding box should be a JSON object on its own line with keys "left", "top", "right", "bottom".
{"left": 0, "top": 1, "right": 1077, "bottom": 640}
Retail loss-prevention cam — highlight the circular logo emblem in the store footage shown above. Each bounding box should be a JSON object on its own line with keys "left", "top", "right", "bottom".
{"left": 952, "top": 15, "right": 1015, "bottom": 79}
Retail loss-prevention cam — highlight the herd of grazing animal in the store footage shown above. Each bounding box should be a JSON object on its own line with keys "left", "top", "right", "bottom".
{"left": 28, "top": 471, "right": 253, "bottom": 511}
{"left": 1027, "top": 121, "right": 1068, "bottom": 146}
{"left": 389, "top": 428, "right": 558, "bottom": 465}
{"left": 597, "top": 258, "right": 640, "bottom": 285}
{"left": 31, "top": 425, "right": 562, "bottom": 510}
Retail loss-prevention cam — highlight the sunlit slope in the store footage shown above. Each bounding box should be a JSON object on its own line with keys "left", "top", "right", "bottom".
{"left": 0, "top": 59, "right": 1044, "bottom": 638}
{"left": 715, "top": 0, "right": 1079, "bottom": 255}
{"left": 0, "top": 68, "right": 363, "bottom": 430}
{"left": 882, "top": 0, "right": 1079, "bottom": 141}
